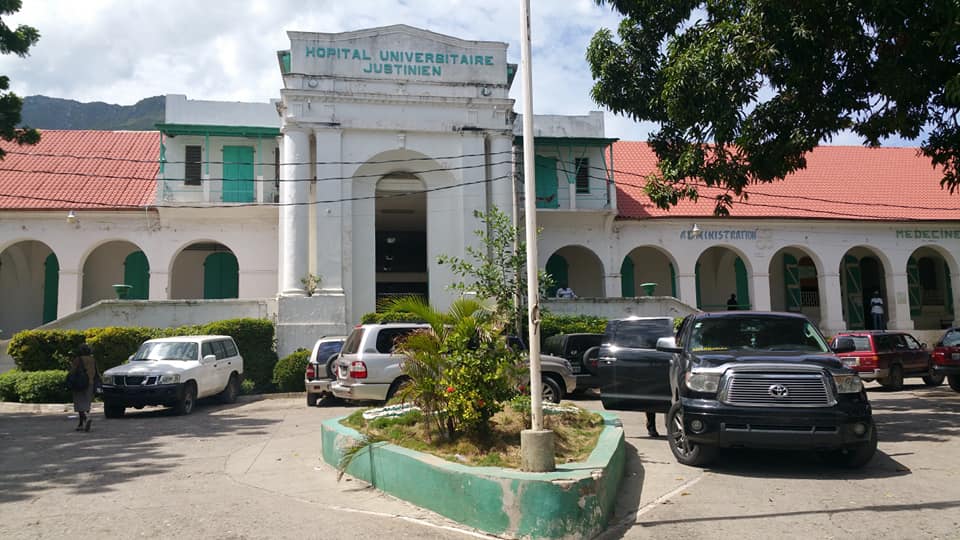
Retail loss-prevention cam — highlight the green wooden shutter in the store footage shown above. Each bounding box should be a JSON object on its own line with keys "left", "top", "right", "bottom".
{"left": 784, "top": 253, "right": 801, "bottom": 312}
{"left": 42, "top": 253, "right": 59, "bottom": 324}
{"left": 545, "top": 255, "right": 567, "bottom": 297}
{"left": 734, "top": 257, "right": 750, "bottom": 309}
{"left": 223, "top": 146, "right": 255, "bottom": 203}
{"left": 534, "top": 155, "right": 559, "bottom": 209}
{"left": 123, "top": 251, "right": 150, "bottom": 300}
{"left": 844, "top": 254, "right": 865, "bottom": 329}
{"left": 669, "top": 263, "right": 677, "bottom": 298}
{"left": 907, "top": 256, "right": 921, "bottom": 316}
{"left": 946, "top": 262, "right": 954, "bottom": 316}
{"left": 204, "top": 252, "right": 239, "bottom": 299}
{"left": 695, "top": 262, "right": 702, "bottom": 309}
{"left": 620, "top": 257, "right": 635, "bottom": 297}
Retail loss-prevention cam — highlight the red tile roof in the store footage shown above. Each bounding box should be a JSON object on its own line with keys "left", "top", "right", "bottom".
{"left": 613, "top": 142, "right": 960, "bottom": 221}
{"left": 0, "top": 130, "right": 159, "bottom": 210}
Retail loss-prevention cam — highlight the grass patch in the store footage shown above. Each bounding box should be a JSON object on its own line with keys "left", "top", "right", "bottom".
{"left": 339, "top": 402, "right": 605, "bottom": 469}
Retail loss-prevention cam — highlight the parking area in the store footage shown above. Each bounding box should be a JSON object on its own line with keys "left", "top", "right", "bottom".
{"left": 0, "top": 383, "right": 958, "bottom": 539}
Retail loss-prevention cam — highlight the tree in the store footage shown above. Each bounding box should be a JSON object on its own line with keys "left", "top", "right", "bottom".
{"left": 587, "top": 1, "right": 960, "bottom": 215}
{"left": 437, "top": 207, "right": 553, "bottom": 339}
{"left": 0, "top": 1, "right": 40, "bottom": 159}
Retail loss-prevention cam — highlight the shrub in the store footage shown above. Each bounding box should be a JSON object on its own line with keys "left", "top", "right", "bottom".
{"left": 13, "top": 370, "right": 71, "bottom": 403}
{"left": 273, "top": 349, "right": 310, "bottom": 392}
{"left": 8, "top": 330, "right": 86, "bottom": 371}
{"left": 85, "top": 326, "right": 156, "bottom": 371}
{"left": 539, "top": 314, "right": 607, "bottom": 343}
{"left": 360, "top": 311, "right": 426, "bottom": 324}
{"left": 240, "top": 379, "right": 256, "bottom": 395}
{"left": 0, "top": 370, "right": 20, "bottom": 402}
{"left": 203, "top": 318, "right": 277, "bottom": 391}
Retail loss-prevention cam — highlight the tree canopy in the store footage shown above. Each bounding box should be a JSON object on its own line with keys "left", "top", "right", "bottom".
{"left": 587, "top": 1, "right": 960, "bottom": 215}
{"left": 0, "top": 0, "right": 40, "bottom": 159}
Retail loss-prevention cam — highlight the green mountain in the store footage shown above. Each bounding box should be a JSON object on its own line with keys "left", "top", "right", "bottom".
{"left": 20, "top": 95, "right": 164, "bottom": 131}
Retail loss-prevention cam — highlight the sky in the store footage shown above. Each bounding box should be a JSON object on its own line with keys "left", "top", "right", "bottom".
{"left": 0, "top": 0, "right": 877, "bottom": 145}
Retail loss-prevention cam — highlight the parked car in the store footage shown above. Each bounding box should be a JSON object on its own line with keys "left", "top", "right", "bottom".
{"left": 931, "top": 326, "right": 960, "bottom": 392}
{"left": 596, "top": 316, "right": 677, "bottom": 412}
{"left": 506, "top": 335, "right": 578, "bottom": 403}
{"left": 648, "top": 312, "right": 876, "bottom": 468}
{"left": 542, "top": 333, "right": 604, "bottom": 391}
{"left": 831, "top": 330, "right": 940, "bottom": 390}
{"left": 100, "top": 335, "right": 244, "bottom": 417}
{"left": 305, "top": 335, "right": 346, "bottom": 406}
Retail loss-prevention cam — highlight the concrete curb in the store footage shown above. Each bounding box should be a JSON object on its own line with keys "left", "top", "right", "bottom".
{"left": 0, "top": 391, "right": 304, "bottom": 414}
{"left": 322, "top": 411, "right": 626, "bottom": 540}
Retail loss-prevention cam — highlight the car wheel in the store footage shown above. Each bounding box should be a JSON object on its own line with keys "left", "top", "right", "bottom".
{"left": 880, "top": 364, "right": 904, "bottom": 391}
{"left": 325, "top": 353, "right": 340, "bottom": 380}
{"left": 834, "top": 426, "right": 878, "bottom": 469}
{"left": 666, "top": 402, "right": 717, "bottom": 467}
{"left": 922, "top": 370, "right": 945, "bottom": 387}
{"left": 103, "top": 401, "right": 125, "bottom": 419}
{"left": 174, "top": 382, "right": 197, "bottom": 415}
{"left": 386, "top": 377, "right": 412, "bottom": 403}
{"left": 541, "top": 376, "right": 563, "bottom": 404}
{"left": 306, "top": 392, "right": 319, "bottom": 407}
{"left": 218, "top": 374, "right": 240, "bottom": 404}
{"left": 949, "top": 374, "right": 960, "bottom": 392}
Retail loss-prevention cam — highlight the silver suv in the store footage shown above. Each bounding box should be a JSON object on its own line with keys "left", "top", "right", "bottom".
{"left": 331, "top": 323, "right": 429, "bottom": 402}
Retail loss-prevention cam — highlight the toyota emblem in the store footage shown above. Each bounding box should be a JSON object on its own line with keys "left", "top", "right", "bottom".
{"left": 768, "top": 384, "right": 789, "bottom": 398}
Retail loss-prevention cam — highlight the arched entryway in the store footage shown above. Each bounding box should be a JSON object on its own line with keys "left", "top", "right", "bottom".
{"left": 171, "top": 242, "right": 238, "bottom": 299}
{"left": 907, "top": 246, "right": 955, "bottom": 330}
{"left": 545, "top": 245, "right": 604, "bottom": 298}
{"left": 769, "top": 247, "right": 822, "bottom": 325}
{"left": 840, "top": 247, "right": 888, "bottom": 330}
{"left": 0, "top": 240, "right": 58, "bottom": 338}
{"left": 620, "top": 246, "right": 677, "bottom": 297}
{"left": 375, "top": 173, "right": 427, "bottom": 304}
{"left": 82, "top": 241, "right": 149, "bottom": 307}
{"left": 695, "top": 246, "right": 751, "bottom": 311}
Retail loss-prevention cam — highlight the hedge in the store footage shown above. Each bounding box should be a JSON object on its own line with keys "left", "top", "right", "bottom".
{"left": 0, "top": 370, "right": 72, "bottom": 403}
{"left": 5, "top": 317, "right": 279, "bottom": 392}
{"left": 359, "top": 311, "right": 426, "bottom": 324}
{"left": 272, "top": 349, "right": 310, "bottom": 392}
{"left": 539, "top": 314, "right": 608, "bottom": 343}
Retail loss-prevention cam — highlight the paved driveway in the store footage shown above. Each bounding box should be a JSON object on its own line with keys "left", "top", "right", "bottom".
{"left": 1, "top": 382, "right": 958, "bottom": 539}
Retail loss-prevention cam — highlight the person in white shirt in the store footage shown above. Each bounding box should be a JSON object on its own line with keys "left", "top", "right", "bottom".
{"left": 870, "top": 290, "right": 885, "bottom": 330}
{"left": 556, "top": 286, "right": 577, "bottom": 299}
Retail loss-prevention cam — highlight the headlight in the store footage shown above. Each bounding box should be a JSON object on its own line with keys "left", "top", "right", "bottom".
{"left": 685, "top": 371, "right": 720, "bottom": 393}
{"left": 159, "top": 374, "right": 181, "bottom": 384}
{"left": 100, "top": 374, "right": 113, "bottom": 385}
{"left": 833, "top": 373, "right": 863, "bottom": 394}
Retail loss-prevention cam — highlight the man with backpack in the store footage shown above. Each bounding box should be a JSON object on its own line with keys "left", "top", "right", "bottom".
{"left": 68, "top": 343, "right": 98, "bottom": 432}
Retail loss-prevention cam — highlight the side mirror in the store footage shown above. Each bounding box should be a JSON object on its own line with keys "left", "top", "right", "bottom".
{"left": 656, "top": 336, "right": 682, "bottom": 354}
{"left": 202, "top": 354, "right": 217, "bottom": 364}
{"left": 832, "top": 337, "right": 856, "bottom": 354}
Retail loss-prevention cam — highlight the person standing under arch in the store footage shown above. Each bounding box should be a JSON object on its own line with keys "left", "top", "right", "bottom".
{"left": 870, "top": 290, "right": 886, "bottom": 330}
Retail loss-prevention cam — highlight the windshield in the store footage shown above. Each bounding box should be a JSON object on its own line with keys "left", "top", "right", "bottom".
{"left": 133, "top": 341, "right": 199, "bottom": 361}
{"left": 689, "top": 316, "right": 830, "bottom": 353}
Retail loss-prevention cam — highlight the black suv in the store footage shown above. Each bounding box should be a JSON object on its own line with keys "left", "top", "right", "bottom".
{"left": 597, "top": 317, "right": 676, "bottom": 411}
{"left": 542, "top": 333, "right": 604, "bottom": 391}
{"left": 652, "top": 312, "right": 876, "bottom": 468}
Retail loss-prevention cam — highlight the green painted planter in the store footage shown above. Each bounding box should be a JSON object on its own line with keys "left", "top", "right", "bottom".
{"left": 322, "top": 412, "right": 625, "bottom": 539}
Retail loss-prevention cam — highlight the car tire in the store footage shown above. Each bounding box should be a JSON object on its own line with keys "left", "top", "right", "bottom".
{"left": 541, "top": 375, "right": 563, "bottom": 404}
{"left": 949, "top": 374, "right": 960, "bottom": 392}
{"left": 218, "top": 373, "right": 240, "bottom": 404}
{"left": 880, "top": 364, "right": 904, "bottom": 391}
{"left": 173, "top": 382, "right": 197, "bottom": 415}
{"left": 666, "top": 402, "right": 717, "bottom": 467}
{"left": 103, "top": 401, "right": 125, "bottom": 419}
{"left": 834, "top": 426, "right": 878, "bottom": 469}
{"left": 325, "top": 353, "right": 340, "bottom": 380}
{"left": 306, "top": 392, "right": 319, "bottom": 407}
{"left": 386, "top": 377, "right": 412, "bottom": 403}
{"left": 922, "top": 370, "right": 945, "bottom": 387}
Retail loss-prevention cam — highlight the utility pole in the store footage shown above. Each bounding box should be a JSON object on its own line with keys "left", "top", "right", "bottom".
{"left": 518, "top": 0, "right": 554, "bottom": 473}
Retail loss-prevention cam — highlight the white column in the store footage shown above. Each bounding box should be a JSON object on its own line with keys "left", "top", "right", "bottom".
{"left": 678, "top": 272, "right": 697, "bottom": 308}
{"left": 605, "top": 272, "right": 621, "bottom": 298}
{"left": 279, "top": 126, "right": 310, "bottom": 296}
{"left": 149, "top": 271, "right": 169, "bottom": 300}
{"left": 57, "top": 269, "right": 82, "bottom": 319}
{"left": 889, "top": 272, "right": 915, "bottom": 330}
{"left": 820, "top": 271, "right": 846, "bottom": 334}
{"left": 313, "top": 128, "right": 344, "bottom": 293}
{"left": 568, "top": 182, "right": 577, "bottom": 210}
{"left": 489, "top": 134, "right": 514, "bottom": 217}
{"left": 751, "top": 272, "right": 772, "bottom": 311}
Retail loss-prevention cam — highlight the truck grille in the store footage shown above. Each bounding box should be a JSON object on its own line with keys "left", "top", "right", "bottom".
{"left": 722, "top": 372, "right": 833, "bottom": 407}
{"left": 116, "top": 376, "right": 159, "bottom": 386}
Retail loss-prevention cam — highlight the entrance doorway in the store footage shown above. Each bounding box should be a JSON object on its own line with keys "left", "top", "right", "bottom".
{"left": 375, "top": 174, "right": 427, "bottom": 305}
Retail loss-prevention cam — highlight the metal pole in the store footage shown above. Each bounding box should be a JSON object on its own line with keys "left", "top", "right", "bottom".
{"left": 519, "top": 0, "right": 543, "bottom": 432}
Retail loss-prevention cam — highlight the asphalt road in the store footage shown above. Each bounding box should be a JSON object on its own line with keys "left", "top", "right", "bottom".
{"left": 0, "top": 381, "right": 958, "bottom": 540}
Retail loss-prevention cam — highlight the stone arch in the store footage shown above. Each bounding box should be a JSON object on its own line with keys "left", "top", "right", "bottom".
{"left": 0, "top": 240, "right": 57, "bottom": 338}
{"left": 620, "top": 246, "right": 679, "bottom": 297}
{"left": 170, "top": 240, "right": 238, "bottom": 300}
{"left": 545, "top": 245, "right": 605, "bottom": 298}
{"left": 906, "top": 245, "right": 958, "bottom": 330}
{"left": 839, "top": 245, "right": 891, "bottom": 330}
{"left": 81, "top": 239, "right": 148, "bottom": 307}
{"left": 695, "top": 245, "right": 754, "bottom": 311}
{"left": 769, "top": 246, "right": 824, "bottom": 324}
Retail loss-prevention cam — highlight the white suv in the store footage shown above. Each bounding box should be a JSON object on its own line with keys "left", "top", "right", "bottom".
{"left": 101, "top": 335, "right": 244, "bottom": 417}
{"left": 331, "top": 323, "right": 429, "bottom": 402}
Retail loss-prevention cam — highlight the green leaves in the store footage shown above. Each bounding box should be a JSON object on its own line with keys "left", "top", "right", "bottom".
{"left": 589, "top": 1, "right": 960, "bottom": 214}
{"left": 0, "top": 1, "right": 39, "bottom": 159}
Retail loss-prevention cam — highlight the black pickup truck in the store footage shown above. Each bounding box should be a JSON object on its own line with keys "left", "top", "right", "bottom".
{"left": 600, "top": 311, "right": 877, "bottom": 468}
